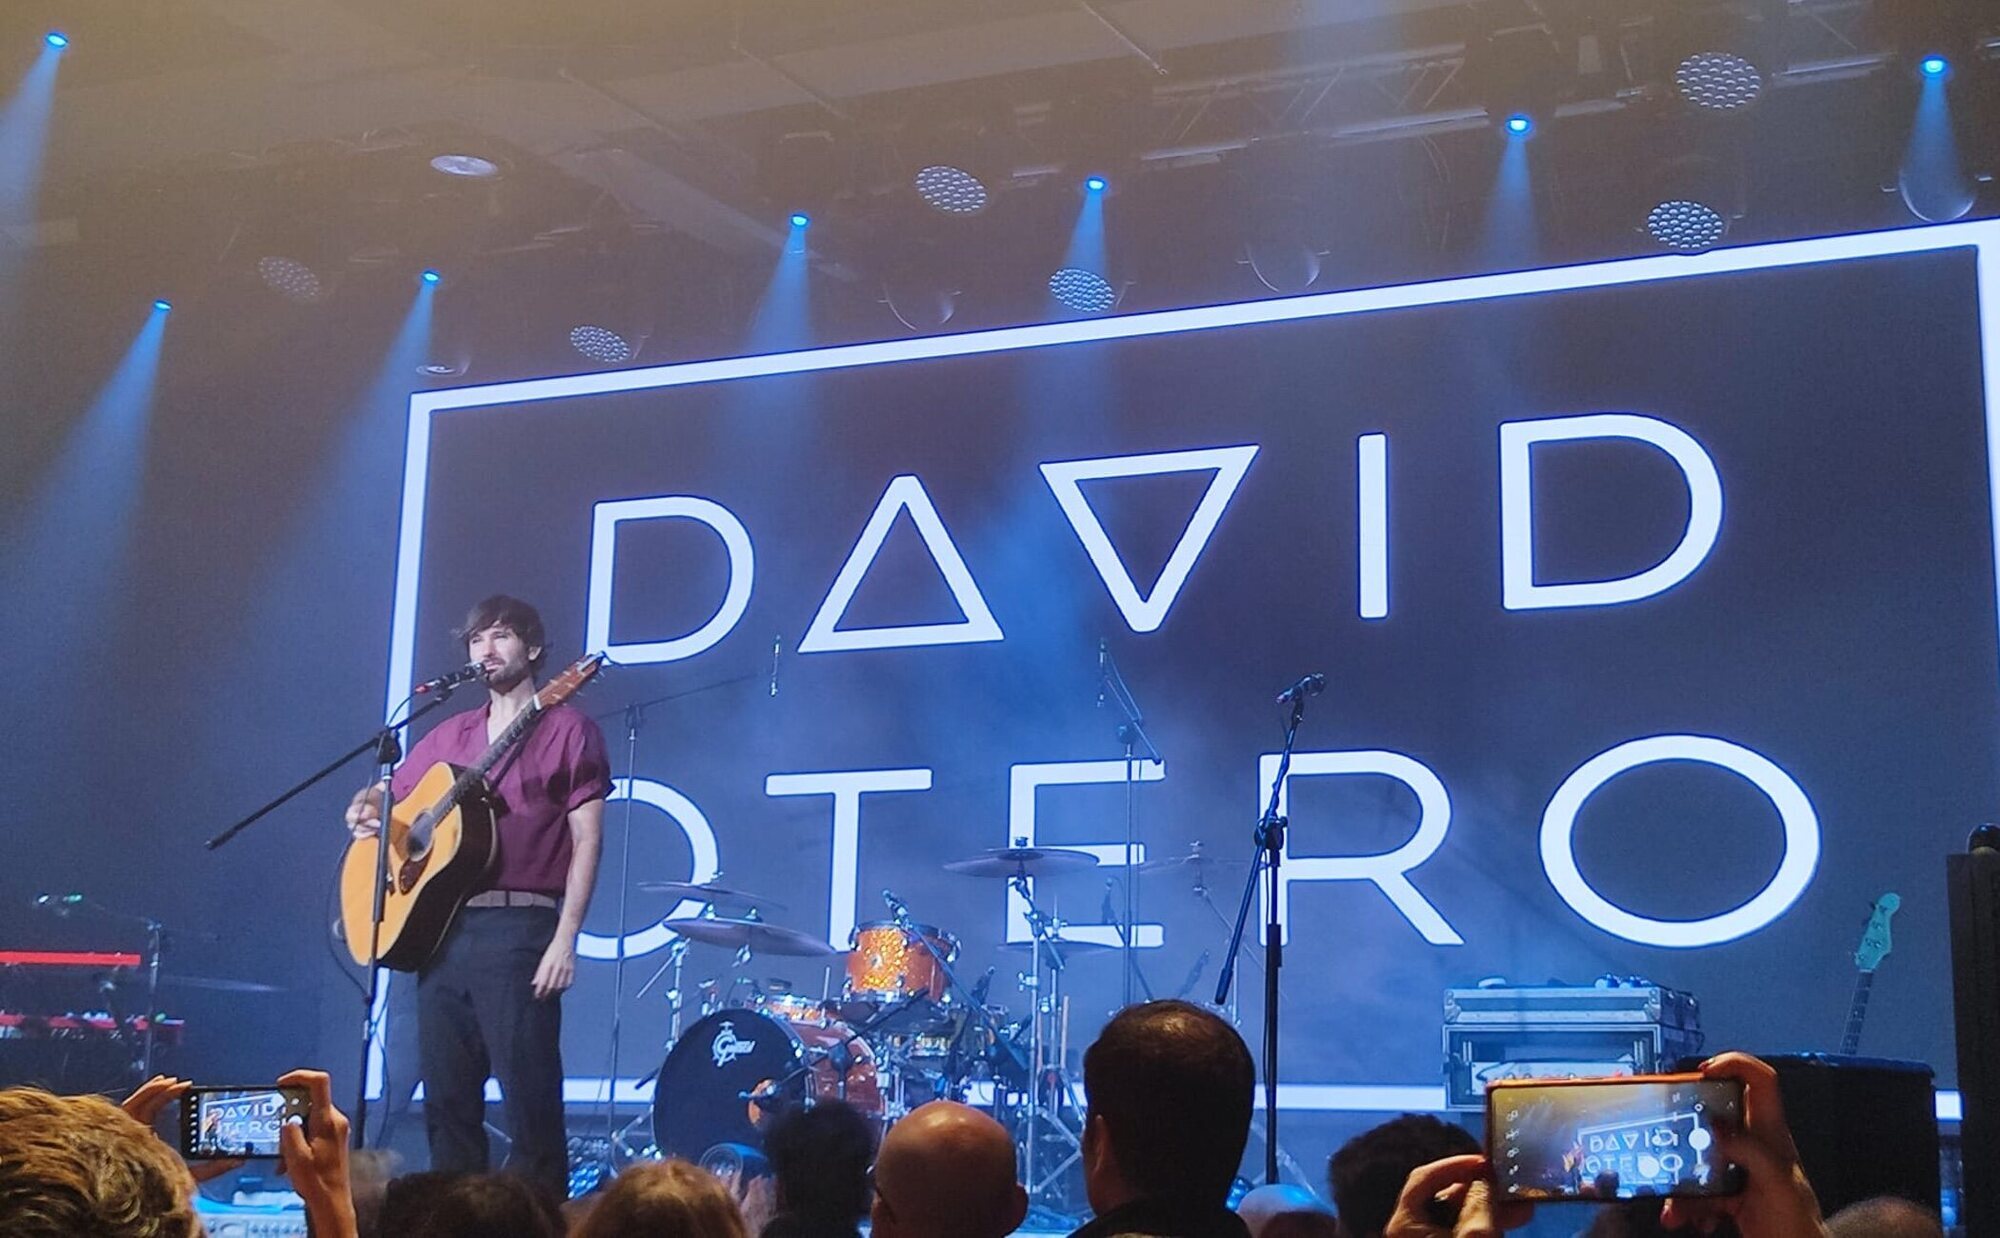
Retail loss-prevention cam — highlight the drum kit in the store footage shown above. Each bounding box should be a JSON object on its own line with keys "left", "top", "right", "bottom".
{"left": 610, "top": 843, "right": 1234, "bottom": 1216}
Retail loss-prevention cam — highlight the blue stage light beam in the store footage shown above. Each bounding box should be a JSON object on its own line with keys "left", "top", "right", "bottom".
{"left": 1, "top": 305, "right": 171, "bottom": 683}
{"left": 746, "top": 216, "right": 814, "bottom": 353}
{"left": 1051, "top": 180, "right": 1110, "bottom": 315}
{"left": 0, "top": 35, "right": 66, "bottom": 286}
{"left": 1900, "top": 72, "right": 1976, "bottom": 223}
{"left": 1476, "top": 127, "right": 1540, "bottom": 270}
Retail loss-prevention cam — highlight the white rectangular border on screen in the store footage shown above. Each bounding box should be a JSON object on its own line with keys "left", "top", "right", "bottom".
{"left": 372, "top": 220, "right": 2000, "bottom": 1116}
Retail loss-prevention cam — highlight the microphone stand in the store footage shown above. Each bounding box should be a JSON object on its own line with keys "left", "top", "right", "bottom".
{"left": 204, "top": 682, "right": 463, "bottom": 1147}
{"left": 1215, "top": 689, "right": 1311, "bottom": 1185}
{"left": 1098, "top": 643, "right": 1162, "bottom": 1010}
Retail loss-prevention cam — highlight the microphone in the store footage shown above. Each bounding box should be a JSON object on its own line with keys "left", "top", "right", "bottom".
{"left": 1274, "top": 672, "right": 1327, "bottom": 705}
{"left": 1100, "top": 879, "right": 1118, "bottom": 925}
{"left": 969, "top": 965, "right": 995, "bottom": 1006}
{"left": 1096, "top": 638, "right": 1108, "bottom": 708}
{"left": 770, "top": 635, "right": 783, "bottom": 698}
{"left": 33, "top": 892, "right": 84, "bottom": 914}
{"left": 882, "top": 889, "right": 911, "bottom": 921}
{"left": 414, "top": 663, "right": 484, "bottom": 696}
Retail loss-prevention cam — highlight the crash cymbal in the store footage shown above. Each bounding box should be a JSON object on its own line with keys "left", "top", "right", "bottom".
{"left": 1133, "top": 843, "right": 1250, "bottom": 874}
{"left": 156, "top": 974, "right": 286, "bottom": 994}
{"left": 637, "top": 880, "right": 788, "bottom": 912}
{"left": 998, "top": 936, "right": 1118, "bottom": 955}
{"left": 942, "top": 847, "right": 1100, "bottom": 879}
{"left": 662, "top": 917, "right": 839, "bottom": 957}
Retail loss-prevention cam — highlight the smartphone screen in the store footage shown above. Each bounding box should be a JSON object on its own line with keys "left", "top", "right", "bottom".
{"left": 1487, "top": 1076, "right": 1744, "bottom": 1202}
{"left": 177, "top": 1086, "right": 309, "bottom": 1159}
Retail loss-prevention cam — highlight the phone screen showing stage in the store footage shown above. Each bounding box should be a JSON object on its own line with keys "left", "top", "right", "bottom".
{"left": 178, "top": 1087, "right": 308, "bottom": 1159}
{"left": 1487, "top": 1078, "right": 1743, "bottom": 1201}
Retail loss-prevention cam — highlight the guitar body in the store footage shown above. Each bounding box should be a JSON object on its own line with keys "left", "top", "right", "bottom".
{"left": 339, "top": 762, "right": 499, "bottom": 971}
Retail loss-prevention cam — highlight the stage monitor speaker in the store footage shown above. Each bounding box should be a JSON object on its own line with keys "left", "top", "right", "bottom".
{"left": 1758, "top": 1055, "right": 1939, "bottom": 1219}
{"left": 1947, "top": 841, "right": 2000, "bottom": 1238}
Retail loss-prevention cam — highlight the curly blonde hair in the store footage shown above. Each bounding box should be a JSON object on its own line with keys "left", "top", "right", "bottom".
{"left": 0, "top": 1088, "right": 200, "bottom": 1238}
{"left": 571, "top": 1160, "right": 748, "bottom": 1238}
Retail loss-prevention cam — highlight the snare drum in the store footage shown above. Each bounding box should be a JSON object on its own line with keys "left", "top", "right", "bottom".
{"left": 651, "top": 1009, "right": 883, "bottom": 1160}
{"left": 845, "top": 920, "right": 958, "bottom": 1006}
{"left": 749, "top": 993, "right": 830, "bottom": 1026}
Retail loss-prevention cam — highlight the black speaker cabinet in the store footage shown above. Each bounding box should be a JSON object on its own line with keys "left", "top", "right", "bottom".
{"left": 1759, "top": 1055, "right": 1940, "bottom": 1219}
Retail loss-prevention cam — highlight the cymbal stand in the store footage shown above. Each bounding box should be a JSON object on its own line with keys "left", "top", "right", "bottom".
{"left": 1097, "top": 641, "right": 1162, "bottom": 1010}
{"left": 1007, "top": 871, "right": 1085, "bottom": 1206}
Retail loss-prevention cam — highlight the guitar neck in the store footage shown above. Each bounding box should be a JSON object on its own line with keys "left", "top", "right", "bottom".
{"left": 1840, "top": 971, "right": 1874, "bottom": 1056}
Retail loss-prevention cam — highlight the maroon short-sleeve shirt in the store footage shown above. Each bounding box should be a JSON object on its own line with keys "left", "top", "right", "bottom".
{"left": 392, "top": 701, "right": 612, "bottom": 896}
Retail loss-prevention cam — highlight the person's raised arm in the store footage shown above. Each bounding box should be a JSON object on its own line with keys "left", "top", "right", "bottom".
{"left": 276, "top": 1068, "right": 358, "bottom": 1238}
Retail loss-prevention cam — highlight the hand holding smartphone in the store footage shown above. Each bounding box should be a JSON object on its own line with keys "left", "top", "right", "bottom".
{"left": 1485, "top": 1073, "right": 1746, "bottom": 1203}
{"left": 177, "top": 1085, "right": 311, "bottom": 1160}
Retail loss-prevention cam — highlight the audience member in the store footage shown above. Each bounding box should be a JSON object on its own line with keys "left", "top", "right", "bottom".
{"left": 1825, "top": 1197, "right": 1942, "bottom": 1238}
{"left": 1068, "top": 999, "right": 1257, "bottom": 1238}
{"left": 0, "top": 1087, "right": 202, "bottom": 1238}
{"left": 572, "top": 1159, "right": 749, "bottom": 1238}
{"left": 1328, "top": 1115, "right": 1478, "bottom": 1238}
{"left": 1262, "top": 1213, "right": 1343, "bottom": 1238}
{"left": 1237, "top": 1184, "right": 1333, "bottom": 1238}
{"left": 1381, "top": 1155, "right": 1531, "bottom": 1238}
{"left": 377, "top": 1169, "right": 563, "bottom": 1237}
{"left": 870, "top": 1100, "right": 1028, "bottom": 1238}
{"left": 760, "top": 1100, "right": 879, "bottom": 1238}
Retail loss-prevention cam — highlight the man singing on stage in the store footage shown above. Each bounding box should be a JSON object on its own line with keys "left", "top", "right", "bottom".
{"left": 345, "top": 594, "right": 609, "bottom": 1197}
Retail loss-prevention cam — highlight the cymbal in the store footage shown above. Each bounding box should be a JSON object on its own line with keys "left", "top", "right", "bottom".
{"left": 662, "top": 917, "right": 839, "bottom": 957}
{"left": 943, "top": 847, "right": 1100, "bottom": 879}
{"left": 156, "top": 974, "right": 286, "bottom": 994}
{"left": 637, "top": 880, "right": 788, "bottom": 912}
{"left": 998, "top": 936, "right": 1118, "bottom": 955}
{"left": 1134, "top": 844, "right": 1250, "bottom": 874}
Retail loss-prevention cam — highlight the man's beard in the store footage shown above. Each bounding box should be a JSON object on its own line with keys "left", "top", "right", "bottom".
{"left": 485, "top": 663, "right": 531, "bottom": 692}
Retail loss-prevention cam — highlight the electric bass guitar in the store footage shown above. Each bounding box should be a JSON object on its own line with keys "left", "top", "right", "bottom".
{"left": 339, "top": 653, "right": 605, "bottom": 971}
{"left": 1839, "top": 892, "right": 1900, "bottom": 1056}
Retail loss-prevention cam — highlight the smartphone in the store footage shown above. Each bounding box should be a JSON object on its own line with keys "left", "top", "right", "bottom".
{"left": 177, "top": 1085, "right": 310, "bottom": 1159}
{"left": 1486, "top": 1074, "right": 1745, "bottom": 1202}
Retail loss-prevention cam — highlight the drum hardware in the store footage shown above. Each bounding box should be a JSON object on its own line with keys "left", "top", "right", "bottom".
{"left": 650, "top": 1007, "right": 885, "bottom": 1162}
{"left": 635, "top": 880, "right": 789, "bottom": 913}
{"left": 940, "top": 846, "right": 1100, "bottom": 879}
{"left": 661, "top": 915, "right": 841, "bottom": 958}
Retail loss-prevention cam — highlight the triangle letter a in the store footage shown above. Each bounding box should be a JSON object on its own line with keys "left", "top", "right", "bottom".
{"left": 1040, "top": 444, "right": 1259, "bottom": 633}
{"left": 799, "top": 474, "right": 1005, "bottom": 653}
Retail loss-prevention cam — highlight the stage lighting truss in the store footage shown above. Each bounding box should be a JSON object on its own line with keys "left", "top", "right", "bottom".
{"left": 257, "top": 255, "right": 329, "bottom": 304}
{"left": 1674, "top": 51, "right": 1764, "bottom": 112}
{"left": 914, "top": 164, "right": 989, "bottom": 214}
{"left": 570, "top": 324, "right": 636, "bottom": 365}
{"left": 1646, "top": 199, "right": 1728, "bottom": 252}
{"left": 1049, "top": 267, "right": 1117, "bottom": 314}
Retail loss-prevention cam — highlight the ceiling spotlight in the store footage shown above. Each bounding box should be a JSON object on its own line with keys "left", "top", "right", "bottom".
{"left": 152, "top": 298, "right": 172, "bottom": 312}
{"left": 790, "top": 212, "right": 812, "bottom": 228}
{"left": 569, "top": 325, "right": 634, "bottom": 365}
{"left": 430, "top": 153, "right": 502, "bottom": 179}
{"left": 1920, "top": 55, "right": 1950, "bottom": 79}
{"left": 914, "top": 165, "right": 989, "bottom": 214}
{"left": 1048, "top": 267, "right": 1116, "bottom": 314}
{"left": 1646, "top": 199, "right": 1727, "bottom": 252}
{"left": 257, "top": 256, "right": 327, "bottom": 304}
{"left": 1675, "top": 51, "right": 1764, "bottom": 112}
{"left": 44, "top": 31, "right": 68, "bottom": 49}
{"left": 1504, "top": 114, "right": 1534, "bottom": 136}
{"left": 420, "top": 269, "right": 442, "bottom": 285}
{"left": 1084, "top": 175, "right": 1109, "bottom": 193}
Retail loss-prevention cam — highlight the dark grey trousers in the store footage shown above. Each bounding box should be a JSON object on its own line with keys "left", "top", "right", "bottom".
{"left": 416, "top": 906, "right": 567, "bottom": 1198}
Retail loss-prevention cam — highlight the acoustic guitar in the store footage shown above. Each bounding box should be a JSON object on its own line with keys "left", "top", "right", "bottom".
{"left": 339, "top": 653, "right": 605, "bottom": 971}
{"left": 1838, "top": 892, "right": 1900, "bottom": 1056}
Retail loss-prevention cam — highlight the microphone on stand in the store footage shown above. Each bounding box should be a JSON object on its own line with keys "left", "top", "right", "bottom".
{"left": 1096, "top": 638, "right": 1108, "bottom": 708}
{"left": 414, "top": 663, "right": 485, "bottom": 696}
{"left": 970, "top": 965, "right": 995, "bottom": 1006}
{"left": 882, "top": 889, "right": 911, "bottom": 924}
{"left": 1274, "top": 672, "right": 1327, "bottom": 705}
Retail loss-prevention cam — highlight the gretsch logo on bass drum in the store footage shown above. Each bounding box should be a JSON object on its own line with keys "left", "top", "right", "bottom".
{"left": 712, "top": 1021, "right": 756, "bottom": 1068}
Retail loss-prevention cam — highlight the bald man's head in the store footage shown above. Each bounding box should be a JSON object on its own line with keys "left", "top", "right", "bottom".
{"left": 872, "top": 1102, "right": 1027, "bottom": 1238}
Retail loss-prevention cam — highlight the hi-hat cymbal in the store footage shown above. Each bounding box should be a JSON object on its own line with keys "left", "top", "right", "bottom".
{"left": 943, "top": 847, "right": 1100, "bottom": 879}
{"left": 662, "top": 917, "right": 839, "bottom": 957}
{"left": 637, "top": 880, "right": 788, "bottom": 912}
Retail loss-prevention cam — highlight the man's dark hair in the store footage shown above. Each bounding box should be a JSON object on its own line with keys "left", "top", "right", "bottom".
{"left": 1082, "top": 999, "right": 1255, "bottom": 1208}
{"left": 456, "top": 594, "right": 548, "bottom": 672}
{"left": 762, "top": 1100, "right": 877, "bottom": 1227}
{"left": 1327, "top": 1114, "right": 1478, "bottom": 1238}
{"left": 378, "top": 1171, "right": 563, "bottom": 1238}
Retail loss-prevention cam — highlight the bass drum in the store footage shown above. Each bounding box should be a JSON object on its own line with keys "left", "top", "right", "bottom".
{"left": 652, "top": 1009, "right": 883, "bottom": 1160}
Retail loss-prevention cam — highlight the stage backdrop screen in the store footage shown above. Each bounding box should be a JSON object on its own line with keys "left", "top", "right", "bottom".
{"left": 375, "top": 223, "right": 2000, "bottom": 1111}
